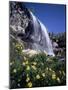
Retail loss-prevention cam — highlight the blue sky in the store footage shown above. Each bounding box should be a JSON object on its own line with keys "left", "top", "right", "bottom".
{"left": 23, "top": 2, "right": 66, "bottom": 33}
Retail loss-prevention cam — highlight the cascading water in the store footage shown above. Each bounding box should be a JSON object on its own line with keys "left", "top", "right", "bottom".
{"left": 30, "top": 11, "right": 55, "bottom": 56}
{"left": 39, "top": 20, "right": 55, "bottom": 56}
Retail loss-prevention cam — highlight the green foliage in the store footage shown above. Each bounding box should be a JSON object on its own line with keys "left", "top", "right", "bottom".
{"left": 10, "top": 39, "right": 66, "bottom": 88}
{"left": 49, "top": 32, "right": 66, "bottom": 48}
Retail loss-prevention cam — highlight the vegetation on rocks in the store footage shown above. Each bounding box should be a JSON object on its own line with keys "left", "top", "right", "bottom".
{"left": 10, "top": 35, "right": 66, "bottom": 88}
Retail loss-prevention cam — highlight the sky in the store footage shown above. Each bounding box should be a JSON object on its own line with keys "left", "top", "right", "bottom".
{"left": 23, "top": 2, "right": 66, "bottom": 33}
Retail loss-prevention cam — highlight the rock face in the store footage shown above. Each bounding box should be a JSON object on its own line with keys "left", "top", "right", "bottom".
{"left": 10, "top": 2, "right": 30, "bottom": 39}
{"left": 10, "top": 2, "right": 32, "bottom": 50}
{"left": 9, "top": 2, "right": 54, "bottom": 56}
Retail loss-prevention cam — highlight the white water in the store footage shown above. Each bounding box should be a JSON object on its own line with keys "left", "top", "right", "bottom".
{"left": 39, "top": 20, "right": 54, "bottom": 56}
{"left": 30, "top": 11, "right": 55, "bottom": 56}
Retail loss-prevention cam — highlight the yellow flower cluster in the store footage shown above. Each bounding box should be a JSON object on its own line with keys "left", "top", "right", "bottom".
{"left": 26, "top": 77, "right": 30, "bottom": 82}
{"left": 15, "top": 43, "right": 22, "bottom": 49}
{"left": 22, "top": 62, "right": 26, "bottom": 66}
{"left": 42, "top": 73, "right": 45, "bottom": 77}
{"left": 26, "top": 65, "right": 30, "bottom": 70}
{"left": 25, "top": 60, "right": 29, "bottom": 64}
{"left": 52, "top": 73, "right": 56, "bottom": 80}
{"left": 49, "top": 68, "right": 52, "bottom": 71}
{"left": 22, "top": 59, "right": 29, "bottom": 66}
{"left": 36, "top": 74, "right": 40, "bottom": 79}
{"left": 57, "top": 77, "right": 60, "bottom": 83}
{"left": 13, "top": 69, "right": 17, "bottom": 73}
{"left": 62, "top": 71, "right": 65, "bottom": 76}
{"left": 33, "top": 62, "right": 37, "bottom": 65}
{"left": 31, "top": 65, "right": 36, "bottom": 70}
{"left": 15, "top": 43, "right": 23, "bottom": 52}
{"left": 27, "top": 82, "right": 32, "bottom": 88}
{"left": 10, "top": 61, "right": 14, "bottom": 66}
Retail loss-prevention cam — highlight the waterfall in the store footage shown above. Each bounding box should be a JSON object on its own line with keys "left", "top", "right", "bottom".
{"left": 30, "top": 11, "right": 55, "bottom": 56}
{"left": 39, "top": 20, "right": 54, "bottom": 56}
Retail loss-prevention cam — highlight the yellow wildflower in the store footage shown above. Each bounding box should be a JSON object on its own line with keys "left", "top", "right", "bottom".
{"left": 13, "top": 69, "right": 17, "bottom": 73}
{"left": 57, "top": 77, "right": 60, "bottom": 83}
{"left": 15, "top": 44, "right": 21, "bottom": 47}
{"left": 26, "top": 77, "right": 30, "bottom": 82}
{"left": 26, "top": 65, "right": 30, "bottom": 70}
{"left": 42, "top": 73, "right": 45, "bottom": 77}
{"left": 27, "top": 82, "right": 32, "bottom": 88}
{"left": 31, "top": 65, "right": 36, "bottom": 70}
{"left": 36, "top": 74, "right": 40, "bottom": 79}
{"left": 52, "top": 73, "right": 56, "bottom": 80}
{"left": 52, "top": 70, "right": 55, "bottom": 73}
{"left": 22, "top": 62, "right": 26, "bottom": 66}
{"left": 18, "top": 83, "right": 20, "bottom": 87}
{"left": 49, "top": 68, "right": 52, "bottom": 71}
{"left": 10, "top": 62, "right": 13, "bottom": 66}
{"left": 62, "top": 71, "right": 65, "bottom": 76}
{"left": 25, "top": 60, "right": 29, "bottom": 64}
{"left": 33, "top": 62, "right": 37, "bottom": 65}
